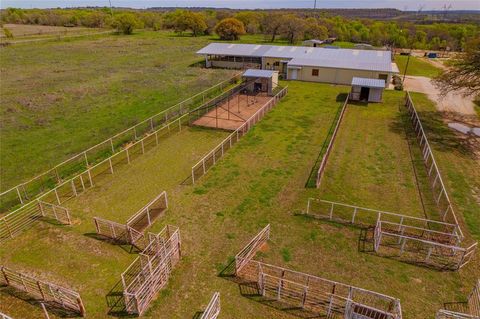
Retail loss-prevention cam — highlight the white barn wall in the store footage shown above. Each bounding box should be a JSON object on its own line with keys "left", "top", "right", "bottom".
{"left": 293, "top": 66, "right": 390, "bottom": 87}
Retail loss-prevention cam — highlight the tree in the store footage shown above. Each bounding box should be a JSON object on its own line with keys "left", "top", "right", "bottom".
{"left": 234, "top": 11, "right": 262, "bottom": 34}
{"left": 280, "top": 15, "right": 306, "bottom": 44}
{"left": 170, "top": 10, "right": 207, "bottom": 36}
{"left": 434, "top": 39, "right": 480, "bottom": 96}
{"left": 214, "top": 18, "right": 246, "bottom": 40}
{"left": 261, "top": 13, "right": 283, "bottom": 42}
{"left": 112, "top": 13, "right": 142, "bottom": 35}
{"left": 304, "top": 18, "right": 328, "bottom": 40}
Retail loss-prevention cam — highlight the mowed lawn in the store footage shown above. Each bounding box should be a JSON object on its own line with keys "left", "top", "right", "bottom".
{"left": 395, "top": 55, "right": 442, "bottom": 78}
{"left": 1, "top": 83, "right": 478, "bottom": 319}
{"left": 317, "top": 92, "right": 438, "bottom": 218}
{"left": 0, "top": 30, "right": 235, "bottom": 191}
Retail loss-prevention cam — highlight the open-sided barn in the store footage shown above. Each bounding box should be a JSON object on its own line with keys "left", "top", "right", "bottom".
{"left": 197, "top": 43, "right": 398, "bottom": 87}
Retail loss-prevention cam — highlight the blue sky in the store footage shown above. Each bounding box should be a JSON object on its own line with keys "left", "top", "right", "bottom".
{"left": 2, "top": 0, "right": 480, "bottom": 10}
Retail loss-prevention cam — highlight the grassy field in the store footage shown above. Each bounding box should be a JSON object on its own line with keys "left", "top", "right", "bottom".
{"left": 395, "top": 55, "right": 442, "bottom": 78}
{"left": 0, "top": 24, "right": 106, "bottom": 40}
{"left": 1, "top": 82, "right": 479, "bottom": 318}
{"left": 0, "top": 30, "right": 236, "bottom": 192}
{"left": 318, "top": 94, "right": 439, "bottom": 218}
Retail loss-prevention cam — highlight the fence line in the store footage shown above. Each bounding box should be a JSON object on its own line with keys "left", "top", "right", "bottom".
{"left": 200, "top": 292, "right": 221, "bottom": 319}
{"left": 0, "top": 266, "right": 86, "bottom": 317}
{"left": 234, "top": 224, "right": 270, "bottom": 275}
{"left": 0, "top": 87, "right": 215, "bottom": 243}
{"left": 0, "top": 312, "right": 13, "bottom": 319}
{"left": 436, "top": 280, "right": 480, "bottom": 319}
{"left": 315, "top": 95, "right": 349, "bottom": 188}
{"left": 94, "top": 191, "right": 168, "bottom": 247}
{"left": 234, "top": 226, "right": 402, "bottom": 319}
{"left": 121, "top": 225, "right": 181, "bottom": 315}
{"left": 38, "top": 200, "right": 72, "bottom": 225}
{"left": 0, "top": 73, "right": 242, "bottom": 213}
{"left": 404, "top": 92, "right": 463, "bottom": 239}
{"left": 191, "top": 86, "right": 288, "bottom": 184}
{"left": 305, "top": 198, "right": 477, "bottom": 270}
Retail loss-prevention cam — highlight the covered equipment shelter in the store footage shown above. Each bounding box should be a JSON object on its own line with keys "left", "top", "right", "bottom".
{"left": 242, "top": 69, "right": 278, "bottom": 96}
{"left": 350, "top": 77, "right": 386, "bottom": 103}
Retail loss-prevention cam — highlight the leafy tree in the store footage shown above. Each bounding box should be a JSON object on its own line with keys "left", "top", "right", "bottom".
{"left": 170, "top": 10, "right": 207, "bottom": 36}
{"left": 261, "top": 13, "right": 284, "bottom": 42}
{"left": 304, "top": 18, "right": 328, "bottom": 40}
{"left": 3, "top": 27, "right": 13, "bottom": 39}
{"left": 234, "top": 11, "right": 262, "bottom": 34}
{"left": 214, "top": 18, "right": 246, "bottom": 40}
{"left": 434, "top": 39, "right": 480, "bottom": 96}
{"left": 280, "top": 15, "right": 306, "bottom": 44}
{"left": 112, "top": 13, "right": 142, "bottom": 35}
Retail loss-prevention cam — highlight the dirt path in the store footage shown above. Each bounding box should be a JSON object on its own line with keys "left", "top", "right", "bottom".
{"left": 403, "top": 75, "right": 476, "bottom": 116}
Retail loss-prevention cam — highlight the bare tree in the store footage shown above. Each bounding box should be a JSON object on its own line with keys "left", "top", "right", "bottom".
{"left": 434, "top": 40, "right": 480, "bottom": 96}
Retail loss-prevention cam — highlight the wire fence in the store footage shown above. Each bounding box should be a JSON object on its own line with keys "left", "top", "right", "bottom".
{"left": 314, "top": 95, "right": 349, "bottom": 188}
{"left": 404, "top": 92, "right": 463, "bottom": 238}
{"left": 235, "top": 226, "right": 402, "bottom": 319}
{"left": 191, "top": 86, "right": 288, "bottom": 184}
{"left": 0, "top": 73, "right": 242, "bottom": 213}
{"left": 121, "top": 225, "right": 181, "bottom": 315}
{"left": 0, "top": 79, "right": 244, "bottom": 243}
{"left": 0, "top": 266, "right": 86, "bottom": 317}
{"left": 199, "top": 292, "right": 221, "bottom": 319}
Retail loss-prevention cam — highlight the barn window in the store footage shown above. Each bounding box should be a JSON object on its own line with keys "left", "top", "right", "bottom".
{"left": 312, "top": 69, "right": 319, "bottom": 76}
{"left": 273, "top": 61, "right": 280, "bottom": 67}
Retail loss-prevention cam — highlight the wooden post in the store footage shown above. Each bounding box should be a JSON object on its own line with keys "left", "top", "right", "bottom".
{"left": 71, "top": 180, "right": 77, "bottom": 197}
{"left": 110, "top": 138, "right": 115, "bottom": 153}
{"left": 54, "top": 189, "right": 61, "bottom": 205}
{"left": 16, "top": 186, "right": 24, "bottom": 205}
{"left": 141, "top": 140, "right": 145, "bottom": 154}
{"left": 109, "top": 158, "right": 114, "bottom": 174}
{"left": 87, "top": 169, "right": 94, "bottom": 187}
{"left": 126, "top": 148, "right": 131, "bottom": 164}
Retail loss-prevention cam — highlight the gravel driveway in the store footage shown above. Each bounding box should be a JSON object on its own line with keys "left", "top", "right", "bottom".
{"left": 403, "top": 75, "right": 476, "bottom": 116}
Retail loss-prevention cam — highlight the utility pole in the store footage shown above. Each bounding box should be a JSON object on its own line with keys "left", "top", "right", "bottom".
{"left": 108, "top": 0, "right": 114, "bottom": 18}
{"left": 403, "top": 48, "right": 412, "bottom": 84}
{"left": 314, "top": 0, "right": 317, "bottom": 10}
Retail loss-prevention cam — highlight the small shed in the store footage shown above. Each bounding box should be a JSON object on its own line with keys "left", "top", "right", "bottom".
{"left": 302, "top": 39, "right": 324, "bottom": 47}
{"left": 242, "top": 69, "right": 278, "bottom": 96}
{"left": 350, "top": 77, "right": 385, "bottom": 103}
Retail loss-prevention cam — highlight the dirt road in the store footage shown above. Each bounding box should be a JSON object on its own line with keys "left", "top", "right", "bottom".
{"left": 403, "top": 75, "right": 476, "bottom": 116}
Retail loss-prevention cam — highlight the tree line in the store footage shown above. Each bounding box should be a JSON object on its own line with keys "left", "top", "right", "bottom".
{"left": 1, "top": 7, "right": 478, "bottom": 50}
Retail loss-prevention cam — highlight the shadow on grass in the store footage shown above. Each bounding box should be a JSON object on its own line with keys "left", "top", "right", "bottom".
{"left": 0, "top": 285, "right": 79, "bottom": 318}
{"left": 305, "top": 93, "right": 349, "bottom": 188}
{"left": 192, "top": 311, "right": 204, "bottom": 319}
{"left": 105, "top": 280, "right": 136, "bottom": 318}
{"left": 83, "top": 233, "right": 140, "bottom": 254}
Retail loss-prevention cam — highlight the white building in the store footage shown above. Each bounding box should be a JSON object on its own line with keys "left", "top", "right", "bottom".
{"left": 197, "top": 43, "right": 398, "bottom": 87}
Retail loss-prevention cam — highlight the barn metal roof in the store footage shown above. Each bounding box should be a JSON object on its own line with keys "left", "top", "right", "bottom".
{"left": 351, "top": 77, "right": 386, "bottom": 88}
{"left": 197, "top": 43, "right": 396, "bottom": 73}
{"left": 243, "top": 69, "right": 277, "bottom": 78}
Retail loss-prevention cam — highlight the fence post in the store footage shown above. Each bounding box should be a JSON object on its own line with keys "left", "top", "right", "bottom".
{"left": 110, "top": 138, "right": 115, "bottom": 153}
{"left": 71, "top": 180, "right": 77, "bottom": 197}
{"left": 38, "top": 200, "right": 45, "bottom": 216}
{"left": 141, "top": 140, "right": 145, "bottom": 154}
{"left": 109, "top": 158, "right": 114, "bottom": 174}
{"left": 79, "top": 174, "right": 85, "bottom": 191}
{"left": 54, "top": 189, "right": 61, "bottom": 205}
{"left": 16, "top": 186, "right": 24, "bottom": 205}
{"left": 329, "top": 203, "right": 334, "bottom": 220}
{"left": 87, "top": 169, "right": 94, "bottom": 187}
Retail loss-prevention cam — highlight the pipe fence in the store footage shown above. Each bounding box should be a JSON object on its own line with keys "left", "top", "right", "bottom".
{"left": 191, "top": 86, "right": 288, "bottom": 184}
{"left": 404, "top": 92, "right": 463, "bottom": 238}
{"left": 94, "top": 192, "right": 168, "bottom": 248}
{"left": 234, "top": 224, "right": 270, "bottom": 275}
{"left": 199, "top": 292, "right": 221, "bottom": 319}
{"left": 315, "top": 95, "right": 349, "bottom": 188}
{"left": 0, "top": 266, "right": 86, "bottom": 317}
{"left": 38, "top": 200, "right": 71, "bottom": 225}
{"left": 121, "top": 225, "right": 181, "bottom": 315}
{"left": 436, "top": 280, "right": 480, "bottom": 319}
{"left": 0, "top": 82, "right": 224, "bottom": 243}
{"left": 234, "top": 226, "right": 402, "bottom": 319}
{"left": 374, "top": 219, "right": 477, "bottom": 270}
{"left": 305, "top": 198, "right": 477, "bottom": 270}
{"left": 0, "top": 74, "right": 242, "bottom": 213}
{"left": 0, "top": 313, "right": 13, "bottom": 319}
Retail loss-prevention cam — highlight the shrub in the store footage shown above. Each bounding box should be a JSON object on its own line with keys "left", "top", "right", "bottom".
{"left": 3, "top": 27, "right": 13, "bottom": 39}
{"left": 214, "top": 18, "right": 246, "bottom": 41}
{"left": 111, "top": 13, "right": 143, "bottom": 35}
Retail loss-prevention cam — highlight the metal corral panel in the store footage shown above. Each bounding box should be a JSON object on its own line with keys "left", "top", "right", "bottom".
{"left": 351, "top": 77, "right": 386, "bottom": 88}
